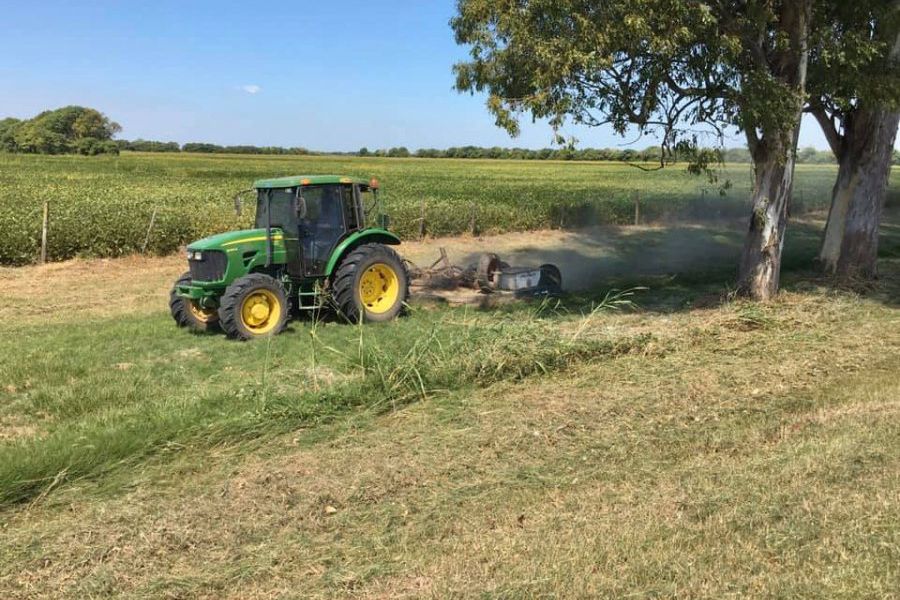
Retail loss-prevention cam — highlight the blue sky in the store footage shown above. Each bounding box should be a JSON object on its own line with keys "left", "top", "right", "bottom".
{"left": 1, "top": 0, "right": 841, "bottom": 151}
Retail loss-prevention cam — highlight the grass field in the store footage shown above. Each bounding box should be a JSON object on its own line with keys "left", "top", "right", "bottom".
{"left": 0, "top": 152, "right": 879, "bottom": 264}
{"left": 1, "top": 206, "right": 898, "bottom": 597}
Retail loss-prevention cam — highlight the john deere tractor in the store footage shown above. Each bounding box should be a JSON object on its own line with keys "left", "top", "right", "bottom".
{"left": 169, "top": 175, "right": 409, "bottom": 339}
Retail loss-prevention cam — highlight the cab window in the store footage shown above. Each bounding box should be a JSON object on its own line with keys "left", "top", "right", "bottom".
{"left": 255, "top": 187, "right": 298, "bottom": 231}
{"left": 342, "top": 185, "right": 358, "bottom": 230}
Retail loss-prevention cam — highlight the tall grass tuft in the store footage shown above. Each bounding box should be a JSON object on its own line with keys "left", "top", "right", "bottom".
{"left": 0, "top": 305, "right": 648, "bottom": 508}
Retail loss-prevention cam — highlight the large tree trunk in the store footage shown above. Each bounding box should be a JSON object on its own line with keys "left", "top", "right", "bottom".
{"left": 736, "top": 0, "right": 811, "bottom": 300}
{"left": 737, "top": 130, "right": 801, "bottom": 300}
{"left": 819, "top": 108, "right": 900, "bottom": 278}
{"left": 818, "top": 14, "right": 900, "bottom": 280}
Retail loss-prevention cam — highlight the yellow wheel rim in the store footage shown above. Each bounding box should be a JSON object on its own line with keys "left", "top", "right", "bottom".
{"left": 358, "top": 263, "right": 400, "bottom": 315}
{"left": 239, "top": 289, "right": 282, "bottom": 334}
{"left": 188, "top": 301, "right": 217, "bottom": 323}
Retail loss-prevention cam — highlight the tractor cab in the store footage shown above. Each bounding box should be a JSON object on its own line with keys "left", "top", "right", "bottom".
{"left": 171, "top": 175, "right": 408, "bottom": 340}
{"left": 249, "top": 176, "right": 380, "bottom": 277}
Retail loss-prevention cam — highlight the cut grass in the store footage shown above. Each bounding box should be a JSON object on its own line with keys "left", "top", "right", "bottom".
{"left": 0, "top": 301, "right": 648, "bottom": 507}
{"left": 0, "top": 214, "right": 898, "bottom": 597}
{"left": 1, "top": 268, "right": 898, "bottom": 598}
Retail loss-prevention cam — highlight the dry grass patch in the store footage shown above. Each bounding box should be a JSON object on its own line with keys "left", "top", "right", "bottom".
{"left": 0, "top": 254, "right": 184, "bottom": 326}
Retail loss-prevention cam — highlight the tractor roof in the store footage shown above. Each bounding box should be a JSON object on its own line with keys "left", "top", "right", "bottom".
{"left": 253, "top": 175, "right": 373, "bottom": 189}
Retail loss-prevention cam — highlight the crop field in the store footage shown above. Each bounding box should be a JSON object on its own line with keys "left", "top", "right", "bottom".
{"left": 0, "top": 152, "right": 871, "bottom": 265}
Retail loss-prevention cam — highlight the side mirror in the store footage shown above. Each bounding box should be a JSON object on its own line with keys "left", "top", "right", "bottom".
{"left": 233, "top": 188, "right": 254, "bottom": 217}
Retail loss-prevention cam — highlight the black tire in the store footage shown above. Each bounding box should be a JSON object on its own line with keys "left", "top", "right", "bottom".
{"left": 218, "top": 273, "right": 290, "bottom": 340}
{"left": 332, "top": 243, "right": 409, "bottom": 323}
{"left": 473, "top": 252, "right": 503, "bottom": 292}
{"left": 476, "top": 253, "right": 502, "bottom": 286}
{"left": 538, "top": 263, "right": 563, "bottom": 293}
{"left": 169, "top": 271, "right": 220, "bottom": 332}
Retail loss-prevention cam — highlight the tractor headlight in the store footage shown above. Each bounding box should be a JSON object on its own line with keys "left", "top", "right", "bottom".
{"left": 188, "top": 250, "right": 203, "bottom": 261}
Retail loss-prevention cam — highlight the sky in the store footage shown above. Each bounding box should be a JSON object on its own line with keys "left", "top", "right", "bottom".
{"left": 0, "top": 0, "right": 856, "bottom": 152}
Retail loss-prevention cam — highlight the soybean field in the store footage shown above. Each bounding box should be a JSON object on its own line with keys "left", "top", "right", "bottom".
{"left": 0, "top": 152, "right": 862, "bottom": 265}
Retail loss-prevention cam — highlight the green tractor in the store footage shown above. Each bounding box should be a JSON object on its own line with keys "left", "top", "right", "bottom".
{"left": 169, "top": 175, "right": 409, "bottom": 340}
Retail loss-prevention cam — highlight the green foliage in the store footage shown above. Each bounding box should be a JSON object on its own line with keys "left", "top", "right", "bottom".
{"left": 797, "top": 146, "right": 837, "bottom": 164}
{"left": 451, "top": 1, "right": 817, "bottom": 162}
{"left": 808, "top": 0, "right": 900, "bottom": 115}
{"left": 386, "top": 146, "right": 410, "bottom": 158}
{"left": 0, "top": 153, "right": 857, "bottom": 265}
{"left": 181, "top": 142, "right": 311, "bottom": 155}
{"left": 117, "top": 139, "right": 181, "bottom": 152}
{"left": 0, "top": 118, "right": 20, "bottom": 152}
{"left": 0, "top": 106, "right": 120, "bottom": 155}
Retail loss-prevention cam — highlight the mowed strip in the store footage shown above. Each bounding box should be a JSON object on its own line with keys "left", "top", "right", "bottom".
{"left": 0, "top": 255, "right": 184, "bottom": 325}
{"left": 0, "top": 216, "right": 770, "bottom": 328}
{"left": 2, "top": 271, "right": 898, "bottom": 598}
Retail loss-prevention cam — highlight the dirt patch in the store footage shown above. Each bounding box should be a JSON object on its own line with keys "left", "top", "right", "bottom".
{"left": 0, "top": 254, "right": 185, "bottom": 326}
{"left": 401, "top": 223, "right": 750, "bottom": 291}
{"left": 0, "top": 217, "right": 820, "bottom": 327}
{"left": 0, "top": 415, "right": 38, "bottom": 441}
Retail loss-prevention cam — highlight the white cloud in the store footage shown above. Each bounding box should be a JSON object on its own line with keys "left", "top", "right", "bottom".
{"left": 241, "top": 84, "right": 261, "bottom": 95}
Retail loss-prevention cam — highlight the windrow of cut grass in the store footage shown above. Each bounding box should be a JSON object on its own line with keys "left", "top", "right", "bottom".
{"left": 0, "top": 299, "right": 647, "bottom": 507}
{"left": 0, "top": 152, "right": 859, "bottom": 264}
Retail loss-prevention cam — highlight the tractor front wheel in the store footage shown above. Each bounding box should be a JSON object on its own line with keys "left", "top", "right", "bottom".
{"left": 333, "top": 243, "right": 409, "bottom": 323}
{"left": 170, "top": 272, "right": 220, "bottom": 332}
{"left": 218, "top": 273, "right": 289, "bottom": 340}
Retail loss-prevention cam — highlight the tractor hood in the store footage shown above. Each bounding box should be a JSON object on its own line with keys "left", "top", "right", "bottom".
{"left": 187, "top": 228, "right": 284, "bottom": 252}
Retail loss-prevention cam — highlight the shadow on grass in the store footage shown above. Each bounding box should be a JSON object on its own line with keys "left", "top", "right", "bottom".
{"left": 473, "top": 211, "right": 900, "bottom": 316}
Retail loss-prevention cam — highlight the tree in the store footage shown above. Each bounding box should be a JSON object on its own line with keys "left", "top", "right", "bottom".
{"left": 2, "top": 106, "right": 120, "bottom": 155}
{"left": 387, "top": 146, "right": 410, "bottom": 158}
{"left": 808, "top": 0, "right": 900, "bottom": 279}
{"left": 0, "top": 118, "right": 20, "bottom": 152}
{"left": 453, "top": 0, "right": 814, "bottom": 299}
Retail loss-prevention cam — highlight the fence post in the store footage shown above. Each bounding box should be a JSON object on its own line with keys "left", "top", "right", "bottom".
{"left": 418, "top": 201, "right": 427, "bottom": 240}
{"left": 40, "top": 201, "right": 50, "bottom": 264}
{"left": 633, "top": 191, "right": 641, "bottom": 226}
{"left": 142, "top": 207, "right": 158, "bottom": 254}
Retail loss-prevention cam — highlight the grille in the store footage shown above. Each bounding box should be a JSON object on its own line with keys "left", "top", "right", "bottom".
{"left": 189, "top": 250, "right": 227, "bottom": 282}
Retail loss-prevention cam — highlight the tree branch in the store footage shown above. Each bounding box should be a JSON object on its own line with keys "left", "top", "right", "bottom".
{"left": 743, "top": 123, "right": 760, "bottom": 159}
{"left": 809, "top": 104, "right": 844, "bottom": 158}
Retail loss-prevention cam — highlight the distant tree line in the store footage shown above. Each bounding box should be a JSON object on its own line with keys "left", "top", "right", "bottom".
{"left": 116, "top": 141, "right": 893, "bottom": 164}
{"left": 4, "top": 107, "right": 895, "bottom": 165}
{"left": 358, "top": 145, "right": 895, "bottom": 164}
{"left": 0, "top": 106, "right": 121, "bottom": 155}
{"left": 114, "top": 140, "right": 313, "bottom": 154}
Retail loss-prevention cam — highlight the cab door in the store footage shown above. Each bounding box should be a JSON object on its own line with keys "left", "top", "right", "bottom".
{"left": 256, "top": 187, "right": 304, "bottom": 277}
{"left": 298, "top": 184, "right": 348, "bottom": 276}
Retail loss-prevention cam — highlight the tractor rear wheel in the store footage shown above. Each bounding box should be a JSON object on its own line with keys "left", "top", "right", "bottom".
{"left": 170, "top": 272, "right": 219, "bottom": 332}
{"left": 332, "top": 243, "right": 409, "bottom": 323}
{"left": 218, "top": 273, "right": 289, "bottom": 340}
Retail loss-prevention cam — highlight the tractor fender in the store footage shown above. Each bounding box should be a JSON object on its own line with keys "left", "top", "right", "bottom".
{"left": 324, "top": 228, "right": 401, "bottom": 277}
